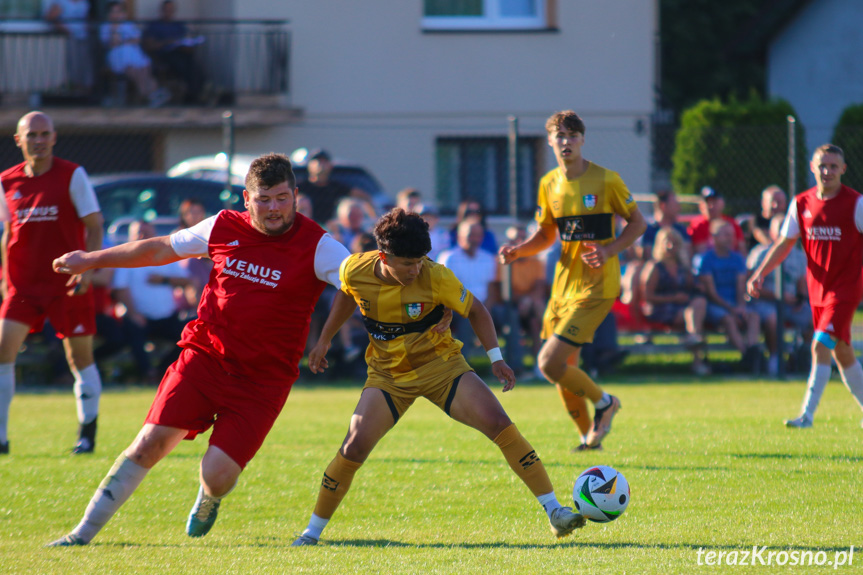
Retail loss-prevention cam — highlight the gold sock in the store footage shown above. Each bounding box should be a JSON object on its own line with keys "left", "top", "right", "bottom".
{"left": 493, "top": 424, "right": 553, "bottom": 497}
{"left": 556, "top": 383, "right": 591, "bottom": 436}
{"left": 556, "top": 365, "right": 603, "bottom": 403}
{"left": 312, "top": 452, "right": 364, "bottom": 520}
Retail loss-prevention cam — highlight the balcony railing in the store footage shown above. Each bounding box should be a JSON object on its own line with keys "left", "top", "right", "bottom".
{"left": 0, "top": 19, "right": 290, "bottom": 107}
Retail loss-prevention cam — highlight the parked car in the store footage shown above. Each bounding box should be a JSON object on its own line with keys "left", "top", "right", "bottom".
{"left": 167, "top": 150, "right": 391, "bottom": 213}
{"left": 92, "top": 173, "right": 245, "bottom": 244}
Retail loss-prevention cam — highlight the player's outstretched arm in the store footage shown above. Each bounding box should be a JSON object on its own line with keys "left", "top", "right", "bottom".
{"left": 465, "top": 297, "right": 517, "bottom": 391}
{"left": 308, "top": 290, "right": 359, "bottom": 374}
{"left": 53, "top": 236, "right": 183, "bottom": 276}
{"left": 499, "top": 224, "right": 556, "bottom": 265}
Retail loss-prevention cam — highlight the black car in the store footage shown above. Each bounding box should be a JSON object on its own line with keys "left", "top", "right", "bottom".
{"left": 92, "top": 174, "right": 245, "bottom": 244}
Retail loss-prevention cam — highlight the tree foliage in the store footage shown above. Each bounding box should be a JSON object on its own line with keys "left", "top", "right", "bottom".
{"left": 831, "top": 104, "right": 863, "bottom": 193}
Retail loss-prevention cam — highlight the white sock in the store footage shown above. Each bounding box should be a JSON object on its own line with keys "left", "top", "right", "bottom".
{"left": 594, "top": 393, "right": 611, "bottom": 410}
{"left": 72, "top": 454, "right": 149, "bottom": 543}
{"left": 0, "top": 363, "right": 15, "bottom": 444}
{"left": 536, "top": 492, "right": 563, "bottom": 519}
{"left": 302, "top": 513, "right": 329, "bottom": 540}
{"left": 838, "top": 361, "right": 863, "bottom": 411}
{"left": 801, "top": 363, "right": 832, "bottom": 421}
{"left": 72, "top": 364, "right": 102, "bottom": 425}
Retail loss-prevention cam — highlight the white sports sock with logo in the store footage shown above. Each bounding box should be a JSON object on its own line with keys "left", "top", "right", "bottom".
{"left": 801, "top": 363, "right": 831, "bottom": 421}
{"left": 72, "top": 363, "right": 101, "bottom": 424}
{"left": 537, "top": 492, "right": 563, "bottom": 519}
{"left": 301, "top": 513, "right": 329, "bottom": 540}
{"left": 72, "top": 454, "right": 149, "bottom": 543}
{"left": 838, "top": 361, "right": 863, "bottom": 411}
{"left": 0, "top": 363, "right": 14, "bottom": 444}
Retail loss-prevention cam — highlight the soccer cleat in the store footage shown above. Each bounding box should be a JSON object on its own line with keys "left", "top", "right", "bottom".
{"left": 572, "top": 442, "right": 603, "bottom": 453}
{"left": 784, "top": 415, "right": 813, "bottom": 429}
{"left": 0, "top": 440, "right": 8, "bottom": 455}
{"left": 46, "top": 534, "right": 86, "bottom": 547}
{"left": 71, "top": 437, "right": 94, "bottom": 455}
{"left": 585, "top": 395, "right": 621, "bottom": 447}
{"left": 291, "top": 533, "right": 319, "bottom": 546}
{"left": 549, "top": 506, "right": 586, "bottom": 538}
{"left": 186, "top": 488, "right": 221, "bottom": 537}
{"left": 72, "top": 418, "right": 97, "bottom": 455}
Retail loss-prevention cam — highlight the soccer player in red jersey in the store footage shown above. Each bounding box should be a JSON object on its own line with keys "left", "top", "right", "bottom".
{"left": 748, "top": 144, "right": 863, "bottom": 428}
{"left": 0, "top": 111, "right": 104, "bottom": 455}
{"left": 46, "top": 153, "right": 352, "bottom": 546}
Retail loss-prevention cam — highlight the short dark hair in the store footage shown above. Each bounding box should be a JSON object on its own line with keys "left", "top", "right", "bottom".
{"left": 656, "top": 189, "right": 675, "bottom": 204}
{"left": 373, "top": 208, "right": 431, "bottom": 259}
{"left": 814, "top": 144, "right": 844, "bottom": 161}
{"left": 245, "top": 153, "right": 296, "bottom": 192}
{"left": 545, "top": 110, "right": 586, "bottom": 136}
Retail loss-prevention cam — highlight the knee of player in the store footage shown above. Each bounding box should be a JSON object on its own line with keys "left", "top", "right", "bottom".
{"left": 536, "top": 355, "right": 564, "bottom": 380}
{"left": 340, "top": 436, "right": 374, "bottom": 463}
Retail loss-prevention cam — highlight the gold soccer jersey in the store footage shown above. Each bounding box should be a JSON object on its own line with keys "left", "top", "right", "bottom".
{"left": 535, "top": 162, "right": 637, "bottom": 300}
{"left": 340, "top": 252, "right": 473, "bottom": 389}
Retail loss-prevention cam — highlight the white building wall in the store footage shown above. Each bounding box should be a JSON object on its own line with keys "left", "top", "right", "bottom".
{"left": 769, "top": 0, "right": 863, "bottom": 160}
{"left": 163, "top": 0, "right": 656, "bottom": 205}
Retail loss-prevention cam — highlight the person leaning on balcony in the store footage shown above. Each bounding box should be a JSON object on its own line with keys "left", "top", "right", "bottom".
{"left": 142, "top": 0, "right": 206, "bottom": 104}
{"left": 44, "top": 0, "right": 95, "bottom": 93}
{"left": 100, "top": 1, "right": 170, "bottom": 107}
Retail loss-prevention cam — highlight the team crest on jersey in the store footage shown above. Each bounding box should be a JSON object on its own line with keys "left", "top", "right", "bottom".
{"left": 583, "top": 194, "right": 597, "bottom": 210}
{"left": 405, "top": 302, "right": 424, "bottom": 319}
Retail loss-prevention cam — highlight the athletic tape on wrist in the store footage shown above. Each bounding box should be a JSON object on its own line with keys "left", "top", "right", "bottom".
{"left": 487, "top": 347, "right": 503, "bottom": 363}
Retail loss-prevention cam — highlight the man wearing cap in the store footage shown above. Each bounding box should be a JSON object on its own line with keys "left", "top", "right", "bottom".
{"left": 687, "top": 186, "right": 746, "bottom": 255}
{"left": 297, "top": 149, "right": 373, "bottom": 224}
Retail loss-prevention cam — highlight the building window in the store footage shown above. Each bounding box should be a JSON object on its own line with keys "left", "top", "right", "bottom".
{"left": 423, "top": 0, "right": 547, "bottom": 30}
{"left": 435, "top": 136, "right": 541, "bottom": 216}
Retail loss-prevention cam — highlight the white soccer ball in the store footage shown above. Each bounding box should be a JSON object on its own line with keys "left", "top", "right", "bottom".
{"left": 573, "top": 465, "right": 630, "bottom": 523}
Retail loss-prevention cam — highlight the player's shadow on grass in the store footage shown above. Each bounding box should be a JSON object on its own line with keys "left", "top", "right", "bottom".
{"left": 730, "top": 452, "right": 863, "bottom": 463}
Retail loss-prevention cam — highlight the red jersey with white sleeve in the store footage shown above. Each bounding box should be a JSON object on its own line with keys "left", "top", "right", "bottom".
{"left": 0, "top": 158, "right": 100, "bottom": 297}
{"left": 780, "top": 184, "right": 863, "bottom": 306}
{"left": 170, "top": 210, "right": 349, "bottom": 387}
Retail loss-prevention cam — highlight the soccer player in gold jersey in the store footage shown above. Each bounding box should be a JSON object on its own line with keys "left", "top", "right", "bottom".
{"left": 292, "top": 208, "right": 585, "bottom": 545}
{"left": 500, "top": 110, "right": 646, "bottom": 449}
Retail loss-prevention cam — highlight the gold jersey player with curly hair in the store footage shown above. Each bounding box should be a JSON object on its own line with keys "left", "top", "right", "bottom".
{"left": 500, "top": 111, "right": 646, "bottom": 450}
{"left": 292, "top": 208, "right": 586, "bottom": 546}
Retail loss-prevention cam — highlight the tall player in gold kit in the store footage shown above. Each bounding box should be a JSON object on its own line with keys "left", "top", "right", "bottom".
{"left": 500, "top": 111, "right": 646, "bottom": 450}
{"left": 292, "top": 208, "right": 585, "bottom": 546}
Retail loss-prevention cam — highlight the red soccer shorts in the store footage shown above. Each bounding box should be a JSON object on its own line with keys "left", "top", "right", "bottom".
{"left": 145, "top": 347, "right": 292, "bottom": 469}
{"left": 812, "top": 301, "right": 856, "bottom": 345}
{"left": 0, "top": 290, "right": 96, "bottom": 338}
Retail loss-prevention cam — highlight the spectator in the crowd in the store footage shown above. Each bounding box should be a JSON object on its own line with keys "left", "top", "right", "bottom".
{"left": 640, "top": 190, "right": 691, "bottom": 256}
{"left": 418, "top": 204, "right": 450, "bottom": 260}
{"left": 437, "top": 217, "right": 497, "bottom": 357}
{"left": 297, "top": 149, "right": 373, "bottom": 224}
{"left": 111, "top": 220, "right": 191, "bottom": 382}
{"left": 449, "top": 198, "right": 498, "bottom": 255}
{"left": 395, "top": 187, "right": 424, "bottom": 213}
{"left": 489, "top": 225, "right": 547, "bottom": 374}
{"left": 746, "top": 214, "right": 812, "bottom": 377}
{"left": 327, "top": 197, "right": 370, "bottom": 250}
{"left": 142, "top": 0, "right": 205, "bottom": 104}
{"left": 100, "top": 1, "right": 170, "bottom": 107}
{"left": 688, "top": 186, "right": 746, "bottom": 255}
{"left": 175, "top": 198, "right": 212, "bottom": 314}
{"left": 640, "top": 227, "right": 710, "bottom": 375}
{"left": 296, "top": 192, "right": 314, "bottom": 220}
{"left": 751, "top": 185, "right": 788, "bottom": 248}
{"left": 44, "top": 0, "right": 94, "bottom": 93}
{"left": 695, "top": 220, "right": 762, "bottom": 372}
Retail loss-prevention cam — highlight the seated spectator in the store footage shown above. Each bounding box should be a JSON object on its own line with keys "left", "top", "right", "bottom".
{"left": 489, "top": 225, "right": 547, "bottom": 373}
{"left": 437, "top": 217, "right": 497, "bottom": 357}
{"left": 395, "top": 187, "right": 424, "bottom": 213}
{"left": 44, "top": 0, "right": 94, "bottom": 93}
{"left": 142, "top": 0, "right": 205, "bottom": 104}
{"left": 687, "top": 186, "right": 746, "bottom": 255}
{"left": 297, "top": 149, "right": 374, "bottom": 224}
{"left": 746, "top": 214, "right": 813, "bottom": 377}
{"left": 326, "top": 197, "right": 371, "bottom": 249}
{"left": 174, "top": 198, "right": 212, "bottom": 314}
{"left": 751, "top": 185, "right": 788, "bottom": 248}
{"left": 296, "top": 192, "right": 314, "bottom": 220}
{"left": 695, "top": 220, "right": 762, "bottom": 372}
{"left": 419, "top": 204, "right": 450, "bottom": 260}
{"left": 640, "top": 227, "right": 710, "bottom": 375}
{"left": 640, "top": 189, "right": 691, "bottom": 256}
{"left": 100, "top": 1, "right": 170, "bottom": 107}
{"left": 111, "top": 220, "right": 191, "bottom": 382}
{"left": 448, "top": 198, "right": 498, "bottom": 255}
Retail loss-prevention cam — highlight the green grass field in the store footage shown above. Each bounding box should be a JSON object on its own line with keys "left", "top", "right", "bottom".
{"left": 1, "top": 376, "right": 861, "bottom": 574}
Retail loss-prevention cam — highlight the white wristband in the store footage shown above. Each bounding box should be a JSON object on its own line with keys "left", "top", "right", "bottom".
{"left": 487, "top": 347, "right": 503, "bottom": 363}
